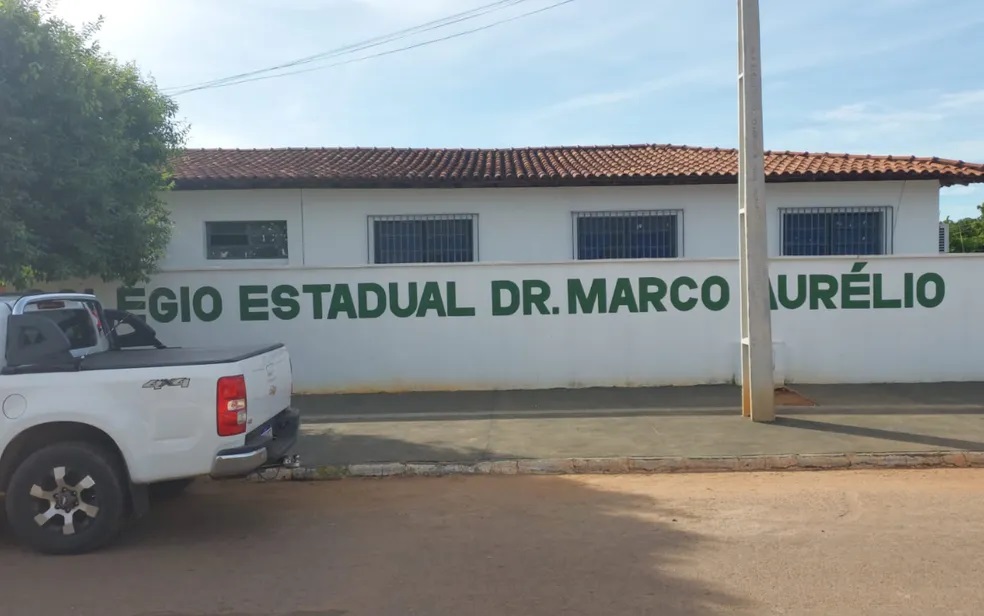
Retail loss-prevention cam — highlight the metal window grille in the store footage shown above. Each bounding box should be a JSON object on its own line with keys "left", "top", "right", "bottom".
{"left": 369, "top": 214, "right": 478, "bottom": 264}
{"left": 939, "top": 222, "right": 950, "bottom": 253}
{"left": 573, "top": 210, "right": 683, "bottom": 260}
{"left": 205, "top": 220, "right": 289, "bottom": 260}
{"left": 779, "top": 206, "right": 892, "bottom": 256}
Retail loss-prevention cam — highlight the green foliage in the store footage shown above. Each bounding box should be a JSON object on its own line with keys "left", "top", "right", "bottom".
{"left": 0, "top": 0, "right": 187, "bottom": 289}
{"left": 944, "top": 203, "right": 984, "bottom": 253}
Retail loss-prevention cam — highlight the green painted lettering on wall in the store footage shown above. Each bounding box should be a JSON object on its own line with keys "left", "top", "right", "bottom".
{"left": 389, "top": 282, "right": 417, "bottom": 318}
{"left": 447, "top": 282, "right": 477, "bottom": 317}
{"left": 113, "top": 263, "right": 949, "bottom": 324}
{"left": 775, "top": 275, "right": 806, "bottom": 310}
{"left": 764, "top": 263, "right": 945, "bottom": 311}
{"left": 809, "top": 275, "right": 838, "bottom": 310}
{"left": 491, "top": 281, "right": 519, "bottom": 316}
{"left": 179, "top": 287, "right": 192, "bottom": 323}
{"left": 117, "top": 287, "right": 146, "bottom": 313}
{"left": 669, "top": 277, "right": 698, "bottom": 312}
{"left": 701, "top": 276, "right": 729, "bottom": 312}
{"left": 523, "top": 280, "right": 551, "bottom": 315}
{"left": 567, "top": 276, "right": 732, "bottom": 315}
{"left": 149, "top": 287, "right": 178, "bottom": 323}
{"left": 240, "top": 285, "right": 269, "bottom": 321}
{"left": 840, "top": 262, "right": 870, "bottom": 310}
{"left": 639, "top": 277, "right": 668, "bottom": 312}
{"left": 193, "top": 286, "right": 223, "bottom": 322}
{"left": 327, "top": 284, "right": 357, "bottom": 319}
{"left": 416, "top": 282, "right": 447, "bottom": 318}
{"left": 271, "top": 285, "right": 300, "bottom": 320}
{"left": 302, "top": 284, "right": 331, "bottom": 319}
{"left": 568, "top": 279, "right": 606, "bottom": 314}
{"left": 358, "top": 283, "right": 386, "bottom": 319}
{"left": 916, "top": 272, "right": 945, "bottom": 308}
{"left": 609, "top": 278, "right": 639, "bottom": 314}
{"left": 873, "top": 274, "right": 902, "bottom": 309}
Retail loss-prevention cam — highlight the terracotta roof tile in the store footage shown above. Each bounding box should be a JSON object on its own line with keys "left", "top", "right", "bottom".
{"left": 170, "top": 144, "right": 984, "bottom": 190}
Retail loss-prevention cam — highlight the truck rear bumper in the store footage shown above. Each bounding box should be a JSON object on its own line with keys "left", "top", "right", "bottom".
{"left": 211, "top": 448, "right": 269, "bottom": 477}
{"left": 210, "top": 407, "right": 301, "bottom": 479}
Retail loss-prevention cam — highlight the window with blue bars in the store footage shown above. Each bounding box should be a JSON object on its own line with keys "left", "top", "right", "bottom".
{"left": 370, "top": 214, "right": 477, "bottom": 264}
{"left": 574, "top": 210, "right": 682, "bottom": 260}
{"left": 779, "top": 207, "right": 891, "bottom": 256}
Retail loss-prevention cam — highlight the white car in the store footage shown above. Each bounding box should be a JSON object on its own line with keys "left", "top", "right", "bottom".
{"left": 0, "top": 292, "right": 301, "bottom": 554}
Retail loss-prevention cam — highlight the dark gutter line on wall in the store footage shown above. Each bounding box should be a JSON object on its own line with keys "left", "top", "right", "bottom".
{"left": 172, "top": 172, "right": 972, "bottom": 191}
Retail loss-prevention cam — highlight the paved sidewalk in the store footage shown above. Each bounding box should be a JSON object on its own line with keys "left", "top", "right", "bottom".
{"left": 290, "top": 383, "right": 984, "bottom": 467}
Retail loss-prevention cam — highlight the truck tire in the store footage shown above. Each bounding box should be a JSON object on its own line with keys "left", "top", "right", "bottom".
{"left": 4, "top": 442, "right": 126, "bottom": 555}
{"left": 148, "top": 477, "right": 195, "bottom": 501}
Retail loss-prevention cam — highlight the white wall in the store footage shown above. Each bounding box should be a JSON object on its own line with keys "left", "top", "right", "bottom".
{"left": 161, "top": 180, "right": 941, "bottom": 269}
{"left": 162, "top": 189, "right": 305, "bottom": 270}
{"left": 51, "top": 254, "right": 983, "bottom": 394}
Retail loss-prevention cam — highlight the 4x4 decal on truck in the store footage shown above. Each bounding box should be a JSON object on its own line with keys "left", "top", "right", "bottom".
{"left": 142, "top": 378, "right": 191, "bottom": 390}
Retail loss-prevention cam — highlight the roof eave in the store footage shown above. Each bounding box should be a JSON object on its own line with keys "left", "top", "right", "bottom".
{"left": 170, "top": 172, "right": 984, "bottom": 191}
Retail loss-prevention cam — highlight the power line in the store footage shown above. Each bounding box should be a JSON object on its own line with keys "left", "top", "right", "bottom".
{"left": 164, "top": 0, "right": 534, "bottom": 94}
{"left": 171, "top": 0, "right": 573, "bottom": 95}
{"left": 164, "top": 0, "right": 528, "bottom": 93}
{"left": 168, "top": 0, "right": 574, "bottom": 96}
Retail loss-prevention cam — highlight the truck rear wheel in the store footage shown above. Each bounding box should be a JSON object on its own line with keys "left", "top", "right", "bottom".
{"left": 4, "top": 442, "right": 126, "bottom": 555}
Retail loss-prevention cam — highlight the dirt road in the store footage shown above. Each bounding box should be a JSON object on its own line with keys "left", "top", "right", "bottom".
{"left": 1, "top": 469, "right": 983, "bottom": 615}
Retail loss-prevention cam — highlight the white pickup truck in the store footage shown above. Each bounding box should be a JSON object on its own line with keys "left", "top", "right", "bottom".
{"left": 0, "top": 292, "right": 301, "bottom": 555}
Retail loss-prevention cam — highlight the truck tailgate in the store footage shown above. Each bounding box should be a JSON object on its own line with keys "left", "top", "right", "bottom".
{"left": 238, "top": 345, "right": 292, "bottom": 430}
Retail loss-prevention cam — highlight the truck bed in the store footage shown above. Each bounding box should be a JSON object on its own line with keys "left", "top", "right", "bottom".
{"left": 79, "top": 343, "right": 285, "bottom": 371}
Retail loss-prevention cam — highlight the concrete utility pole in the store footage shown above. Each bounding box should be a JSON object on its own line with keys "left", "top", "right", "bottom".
{"left": 737, "top": 0, "right": 775, "bottom": 422}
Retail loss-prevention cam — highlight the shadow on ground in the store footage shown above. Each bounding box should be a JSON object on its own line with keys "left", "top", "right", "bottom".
{"left": 295, "top": 429, "right": 492, "bottom": 465}
{"left": 0, "top": 437, "right": 752, "bottom": 616}
{"left": 773, "top": 417, "right": 984, "bottom": 451}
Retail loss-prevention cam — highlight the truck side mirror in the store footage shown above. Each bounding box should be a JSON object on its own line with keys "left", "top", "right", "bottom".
{"left": 4, "top": 314, "right": 75, "bottom": 369}
{"left": 104, "top": 309, "right": 166, "bottom": 349}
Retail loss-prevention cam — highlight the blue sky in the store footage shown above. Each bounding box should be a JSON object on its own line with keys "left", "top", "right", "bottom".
{"left": 54, "top": 0, "right": 984, "bottom": 219}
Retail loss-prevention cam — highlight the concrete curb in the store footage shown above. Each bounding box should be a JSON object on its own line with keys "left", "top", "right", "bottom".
{"left": 247, "top": 451, "right": 984, "bottom": 482}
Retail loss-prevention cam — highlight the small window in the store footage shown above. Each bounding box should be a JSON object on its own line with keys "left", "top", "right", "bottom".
{"left": 24, "top": 303, "right": 100, "bottom": 350}
{"left": 780, "top": 207, "right": 892, "bottom": 256}
{"left": 206, "top": 221, "right": 288, "bottom": 260}
{"left": 369, "top": 214, "right": 477, "bottom": 264}
{"left": 574, "top": 210, "right": 682, "bottom": 260}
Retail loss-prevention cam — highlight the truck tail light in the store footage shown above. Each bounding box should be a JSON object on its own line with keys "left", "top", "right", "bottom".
{"left": 216, "top": 375, "right": 247, "bottom": 436}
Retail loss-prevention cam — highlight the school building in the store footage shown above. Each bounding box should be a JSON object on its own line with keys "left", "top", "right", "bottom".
{"left": 55, "top": 144, "right": 984, "bottom": 393}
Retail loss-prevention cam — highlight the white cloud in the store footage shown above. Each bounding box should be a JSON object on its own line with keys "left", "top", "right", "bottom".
{"left": 937, "top": 90, "right": 984, "bottom": 110}
{"left": 811, "top": 102, "right": 944, "bottom": 129}
{"left": 762, "top": 13, "right": 984, "bottom": 77}
{"left": 940, "top": 140, "right": 984, "bottom": 162}
{"left": 184, "top": 124, "right": 256, "bottom": 149}
{"left": 50, "top": 0, "right": 143, "bottom": 25}
{"left": 354, "top": 0, "right": 477, "bottom": 19}
{"left": 779, "top": 90, "right": 984, "bottom": 156}
{"left": 942, "top": 185, "right": 983, "bottom": 197}
{"left": 50, "top": 0, "right": 197, "bottom": 32}
{"left": 33, "top": 0, "right": 984, "bottom": 157}
{"left": 531, "top": 65, "right": 729, "bottom": 117}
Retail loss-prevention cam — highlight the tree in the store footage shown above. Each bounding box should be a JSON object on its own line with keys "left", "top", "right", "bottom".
{"left": 944, "top": 203, "right": 984, "bottom": 253}
{"left": 0, "top": 0, "right": 186, "bottom": 289}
